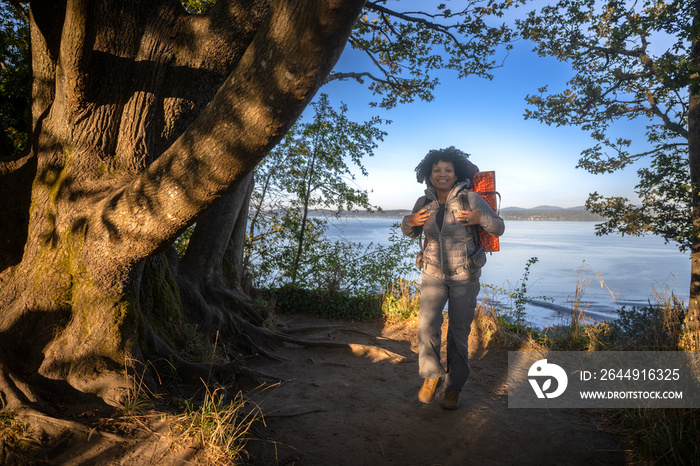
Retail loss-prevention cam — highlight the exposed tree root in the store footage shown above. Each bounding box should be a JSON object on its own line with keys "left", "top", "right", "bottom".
{"left": 278, "top": 323, "right": 351, "bottom": 334}
{"left": 263, "top": 408, "right": 325, "bottom": 419}
{"left": 140, "top": 250, "right": 409, "bottom": 401}
{"left": 143, "top": 326, "right": 283, "bottom": 386}
{"left": 329, "top": 328, "right": 393, "bottom": 340}
{"left": 19, "top": 410, "right": 128, "bottom": 443}
{"left": 0, "top": 366, "right": 35, "bottom": 411}
{"left": 176, "top": 273, "right": 263, "bottom": 333}
{"left": 227, "top": 310, "right": 365, "bottom": 351}
{"left": 143, "top": 291, "right": 408, "bottom": 391}
{"left": 301, "top": 358, "right": 352, "bottom": 368}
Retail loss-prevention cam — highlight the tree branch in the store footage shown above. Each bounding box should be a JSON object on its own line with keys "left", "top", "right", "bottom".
{"left": 6, "top": 0, "right": 29, "bottom": 23}
{"left": 366, "top": 1, "right": 456, "bottom": 35}
{"left": 646, "top": 96, "right": 689, "bottom": 138}
{"left": 194, "top": 0, "right": 271, "bottom": 70}
{"left": 584, "top": 43, "right": 685, "bottom": 92}
{"left": 585, "top": 44, "right": 643, "bottom": 59}
{"left": 56, "top": 0, "right": 92, "bottom": 119}
{"left": 354, "top": 37, "right": 416, "bottom": 89}
{"left": 364, "top": 1, "right": 473, "bottom": 59}
{"left": 89, "top": 0, "right": 365, "bottom": 280}
{"left": 326, "top": 70, "right": 397, "bottom": 88}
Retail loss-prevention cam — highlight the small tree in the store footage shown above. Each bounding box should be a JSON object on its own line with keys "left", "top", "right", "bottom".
{"left": 246, "top": 94, "right": 387, "bottom": 287}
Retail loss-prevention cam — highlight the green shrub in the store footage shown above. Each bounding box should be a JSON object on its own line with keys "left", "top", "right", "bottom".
{"left": 381, "top": 278, "right": 420, "bottom": 322}
{"left": 612, "top": 296, "right": 686, "bottom": 350}
{"left": 261, "top": 286, "right": 383, "bottom": 321}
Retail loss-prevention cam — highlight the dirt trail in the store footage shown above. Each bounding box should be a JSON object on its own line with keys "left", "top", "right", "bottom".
{"left": 247, "top": 315, "right": 629, "bottom": 466}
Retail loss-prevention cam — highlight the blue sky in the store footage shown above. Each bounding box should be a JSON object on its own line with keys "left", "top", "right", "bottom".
{"left": 312, "top": 34, "right": 647, "bottom": 211}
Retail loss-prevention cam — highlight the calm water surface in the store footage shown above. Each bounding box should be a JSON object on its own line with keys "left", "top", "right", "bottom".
{"left": 325, "top": 217, "right": 690, "bottom": 328}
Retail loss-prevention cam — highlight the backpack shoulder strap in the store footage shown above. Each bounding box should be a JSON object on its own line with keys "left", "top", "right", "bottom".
{"left": 458, "top": 189, "right": 471, "bottom": 211}
{"left": 417, "top": 196, "right": 431, "bottom": 252}
{"left": 458, "top": 190, "right": 481, "bottom": 249}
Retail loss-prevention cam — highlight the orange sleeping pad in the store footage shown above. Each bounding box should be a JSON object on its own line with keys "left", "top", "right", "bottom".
{"left": 471, "top": 171, "right": 500, "bottom": 252}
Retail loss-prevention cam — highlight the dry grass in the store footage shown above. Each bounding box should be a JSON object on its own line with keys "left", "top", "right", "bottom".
{"left": 168, "top": 385, "right": 263, "bottom": 465}
{"left": 114, "top": 346, "right": 264, "bottom": 465}
{"left": 0, "top": 413, "right": 40, "bottom": 464}
{"left": 118, "top": 358, "right": 158, "bottom": 415}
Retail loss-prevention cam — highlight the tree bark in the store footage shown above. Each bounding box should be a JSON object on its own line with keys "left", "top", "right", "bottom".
{"left": 223, "top": 170, "right": 255, "bottom": 292}
{"left": 684, "top": 1, "right": 700, "bottom": 350}
{"left": 0, "top": 0, "right": 365, "bottom": 409}
{"left": 178, "top": 171, "right": 261, "bottom": 329}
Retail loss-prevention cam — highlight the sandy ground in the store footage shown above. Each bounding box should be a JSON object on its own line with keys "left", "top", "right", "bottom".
{"left": 18, "top": 313, "right": 631, "bottom": 465}
{"left": 245, "top": 315, "right": 631, "bottom": 466}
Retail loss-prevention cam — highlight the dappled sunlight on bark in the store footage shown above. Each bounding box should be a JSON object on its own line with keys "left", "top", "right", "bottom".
{"left": 0, "top": 1, "right": 366, "bottom": 433}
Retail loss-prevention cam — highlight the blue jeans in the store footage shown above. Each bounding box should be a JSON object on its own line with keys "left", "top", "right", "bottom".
{"left": 418, "top": 273, "right": 479, "bottom": 392}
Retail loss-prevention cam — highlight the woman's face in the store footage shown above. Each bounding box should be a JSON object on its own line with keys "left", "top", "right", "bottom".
{"left": 429, "top": 160, "right": 457, "bottom": 191}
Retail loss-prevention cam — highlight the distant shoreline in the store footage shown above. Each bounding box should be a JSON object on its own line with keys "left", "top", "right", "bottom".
{"left": 309, "top": 207, "right": 605, "bottom": 222}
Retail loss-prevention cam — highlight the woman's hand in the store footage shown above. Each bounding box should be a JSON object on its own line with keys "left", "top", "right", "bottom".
{"left": 455, "top": 209, "right": 481, "bottom": 226}
{"left": 408, "top": 208, "right": 430, "bottom": 227}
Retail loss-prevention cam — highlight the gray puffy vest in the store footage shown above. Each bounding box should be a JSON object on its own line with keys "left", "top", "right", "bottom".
{"left": 418, "top": 183, "right": 485, "bottom": 280}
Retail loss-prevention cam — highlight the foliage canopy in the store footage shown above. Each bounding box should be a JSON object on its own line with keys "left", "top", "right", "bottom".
{"left": 0, "top": 0, "right": 29, "bottom": 158}
{"left": 334, "top": 0, "right": 519, "bottom": 108}
{"left": 518, "top": 0, "right": 693, "bottom": 250}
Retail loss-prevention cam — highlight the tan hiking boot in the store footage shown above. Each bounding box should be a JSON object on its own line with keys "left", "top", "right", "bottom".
{"left": 442, "top": 391, "right": 460, "bottom": 410}
{"left": 418, "top": 377, "right": 443, "bottom": 403}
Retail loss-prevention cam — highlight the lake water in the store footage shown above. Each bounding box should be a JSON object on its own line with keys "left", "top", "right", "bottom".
{"left": 325, "top": 217, "right": 690, "bottom": 329}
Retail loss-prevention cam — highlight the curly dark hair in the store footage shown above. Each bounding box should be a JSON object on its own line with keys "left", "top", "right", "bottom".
{"left": 415, "top": 146, "right": 479, "bottom": 187}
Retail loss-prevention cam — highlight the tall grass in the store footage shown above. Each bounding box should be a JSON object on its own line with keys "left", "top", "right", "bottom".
{"left": 0, "top": 413, "right": 39, "bottom": 464}
{"left": 171, "top": 385, "right": 263, "bottom": 465}
{"left": 119, "top": 358, "right": 158, "bottom": 415}
{"left": 167, "top": 331, "right": 264, "bottom": 464}
{"left": 605, "top": 408, "right": 700, "bottom": 464}
{"left": 116, "top": 351, "right": 263, "bottom": 464}
{"left": 614, "top": 289, "right": 686, "bottom": 351}
{"left": 567, "top": 262, "right": 597, "bottom": 344}
{"left": 381, "top": 278, "right": 420, "bottom": 322}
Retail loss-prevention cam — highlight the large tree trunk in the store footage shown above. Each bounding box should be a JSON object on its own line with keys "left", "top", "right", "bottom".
{"left": 685, "top": 2, "right": 700, "bottom": 351}
{"left": 0, "top": 0, "right": 364, "bottom": 411}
